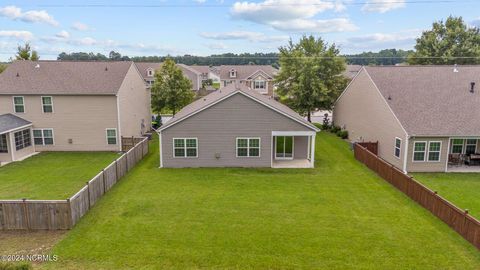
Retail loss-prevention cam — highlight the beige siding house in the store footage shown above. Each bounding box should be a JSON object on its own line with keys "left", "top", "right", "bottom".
{"left": 157, "top": 84, "right": 319, "bottom": 168}
{"left": 334, "top": 65, "right": 480, "bottom": 173}
{"left": 0, "top": 61, "right": 151, "bottom": 165}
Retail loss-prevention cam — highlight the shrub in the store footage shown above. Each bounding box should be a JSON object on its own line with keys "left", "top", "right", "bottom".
{"left": 337, "top": 130, "right": 349, "bottom": 139}
{"left": 321, "top": 123, "right": 331, "bottom": 131}
{"left": 331, "top": 125, "right": 341, "bottom": 133}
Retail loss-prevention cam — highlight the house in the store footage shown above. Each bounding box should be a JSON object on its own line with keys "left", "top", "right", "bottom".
{"left": 157, "top": 83, "right": 319, "bottom": 168}
{"left": 215, "top": 65, "right": 278, "bottom": 96}
{"left": 134, "top": 62, "right": 203, "bottom": 91}
{"left": 0, "top": 60, "right": 151, "bottom": 164}
{"left": 333, "top": 65, "right": 480, "bottom": 173}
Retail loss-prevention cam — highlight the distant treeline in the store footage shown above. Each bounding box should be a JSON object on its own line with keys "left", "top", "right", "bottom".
{"left": 57, "top": 49, "right": 413, "bottom": 66}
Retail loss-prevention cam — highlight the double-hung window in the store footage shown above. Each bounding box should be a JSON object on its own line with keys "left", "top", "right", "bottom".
{"left": 173, "top": 138, "right": 197, "bottom": 158}
{"left": 0, "top": 134, "right": 7, "bottom": 153}
{"left": 394, "top": 138, "right": 401, "bottom": 158}
{"left": 106, "top": 129, "right": 117, "bottom": 145}
{"left": 236, "top": 138, "right": 260, "bottom": 157}
{"left": 451, "top": 139, "right": 464, "bottom": 154}
{"left": 33, "top": 129, "right": 54, "bottom": 145}
{"left": 253, "top": 80, "right": 266, "bottom": 90}
{"left": 14, "top": 129, "right": 31, "bottom": 150}
{"left": 42, "top": 96, "right": 53, "bottom": 113}
{"left": 13, "top": 96, "right": 25, "bottom": 113}
{"left": 427, "top": 141, "right": 442, "bottom": 162}
{"left": 466, "top": 139, "right": 477, "bottom": 155}
{"left": 413, "top": 141, "right": 426, "bottom": 162}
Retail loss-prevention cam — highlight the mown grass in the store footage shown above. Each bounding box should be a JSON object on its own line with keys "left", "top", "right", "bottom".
{"left": 414, "top": 173, "right": 480, "bottom": 219}
{"left": 41, "top": 133, "right": 480, "bottom": 269}
{"left": 0, "top": 152, "right": 120, "bottom": 199}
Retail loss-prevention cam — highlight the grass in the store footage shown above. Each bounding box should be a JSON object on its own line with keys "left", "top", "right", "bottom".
{"left": 414, "top": 173, "right": 480, "bottom": 219}
{"left": 40, "top": 133, "right": 480, "bottom": 269}
{"left": 0, "top": 152, "right": 120, "bottom": 200}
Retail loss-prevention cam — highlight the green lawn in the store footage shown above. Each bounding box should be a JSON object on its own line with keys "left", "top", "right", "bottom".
{"left": 0, "top": 152, "right": 120, "bottom": 200}
{"left": 42, "top": 133, "right": 480, "bottom": 269}
{"left": 414, "top": 173, "right": 480, "bottom": 219}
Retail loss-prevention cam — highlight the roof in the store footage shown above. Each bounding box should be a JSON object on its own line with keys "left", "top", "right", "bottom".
{"left": 0, "top": 114, "right": 32, "bottom": 134}
{"left": 218, "top": 65, "right": 278, "bottom": 80}
{"left": 158, "top": 83, "right": 319, "bottom": 132}
{"left": 344, "top": 65, "right": 362, "bottom": 79}
{"left": 0, "top": 61, "right": 133, "bottom": 95}
{"left": 134, "top": 62, "right": 162, "bottom": 80}
{"left": 364, "top": 65, "right": 480, "bottom": 136}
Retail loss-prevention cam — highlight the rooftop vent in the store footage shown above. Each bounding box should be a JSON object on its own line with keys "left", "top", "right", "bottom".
{"left": 16, "top": 72, "right": 19, "bottom": 77}
{"left": 105, "top": 66, "right": 108, "bottom": 71}
{"left": 453, "top": 64, "right": 459, "bottom": 73}
{"left": 471, "top": 82, "right": 476, "bottom": 93}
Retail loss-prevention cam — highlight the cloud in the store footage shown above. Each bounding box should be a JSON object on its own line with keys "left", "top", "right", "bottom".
{"left": 55, "top": 30, "right": 70, "bottom": 39}
{"left": 194, "top": 0, "right": 207, "bottom": 3}
{"left": 344, "top": 30, "right": 420, "bottom": 51}
{"left": 206, "top": 42, "right": 228, "bottom": 49}
{"left": 230, "top": 0, "right": 353, "bottom": 32}
{"left": 72, "top": 22, "right": 92, "bottom": 31}
{"left": 200, "top": 31, "right": 288, "bottom": 42}
{"left": 0, "top": 30, "right": 34, "bottom": 41}
{"left": 0, "top": 5, "right": 58, "bottom": 26}
{"left": 361, "top": 0, "right": 405, "bottom": 13}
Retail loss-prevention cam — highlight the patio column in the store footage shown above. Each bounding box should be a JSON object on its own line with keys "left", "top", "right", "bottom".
{"left": 310, "top": 133, "right": 316, "bottom": 168}
{"left": 8, "top": 132, "right": 15, "bottom": 161}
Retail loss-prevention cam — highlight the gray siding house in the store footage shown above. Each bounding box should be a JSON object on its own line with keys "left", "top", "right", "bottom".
{"left": 157, "top": 84, "right": 319, "bottom": 168}
{"left": 334, "top": 65, "right": 480, "bottom": 173}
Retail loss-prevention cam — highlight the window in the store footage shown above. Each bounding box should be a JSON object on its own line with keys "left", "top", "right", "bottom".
{"left": 106, "top": 129, "right": 117, "bottom": 145}
{"left": 33, "top": 129, "right": 54, "bottom": 145}
{"left": 466, "top": 139, "right": 477, "bottom": 155}
{"left": 173, "top": 138, "right": 197, "bottom": 158}
{"left": 451, "top": 139, "right": 464, "bottom": 154}
{"left": 230, "top": 70, "right": 236, "bottom": 78}
{"left": 236, "top": 138, "right": 260, "bottom": 157}
{"left": 253, "top": 80, "right": 266, "bottom": 91}
{"left": 428, "top": 141, "right": 442, "bottom": 162}
{"left": 413, "top": 141, "right": 426, "bottom": 162}
{"left": 13, "top": 96, "right": 25, "bottom": 113}
{"left": 394, "top": 138, "right": 402, "bottom": 158}
{"left": 41, "top": 96, "right": 53, "bottom": 113}
{"left": 0, "top": 134, "right": 7, "bottom": 153}
{"left": 14, "top": 129, "right": 31, "bottom": 151}
{"left": 147, "top": 68, "right": 154, "bottom": 77}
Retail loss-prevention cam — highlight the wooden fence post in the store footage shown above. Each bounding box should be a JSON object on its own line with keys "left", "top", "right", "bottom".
{"left": 66, "top": 198, "right": 73, "bottom": 229}
{"left": 22, "top": 198, "right": 30, "bottom": 230}
{"left": 86, "top": 182, "right": 91, "bottom": 209}
{"left": 115, "top": 159, "right": 118, "bottom": 182}
{"left": 102, "top": 169, "right": 106, "bottom": 194}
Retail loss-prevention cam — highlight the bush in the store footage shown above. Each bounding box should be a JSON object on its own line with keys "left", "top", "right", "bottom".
{"left": 0, "top": 262, "right": 32, "bottom": 270}
{"left": 336, "top": 130, "right": 349, "bottom": 139}
{"left": 331, "top": 125, "right": 341, "bottom": 133}
{"left": 321, "top": 123, "right": 331, "bottom": 131}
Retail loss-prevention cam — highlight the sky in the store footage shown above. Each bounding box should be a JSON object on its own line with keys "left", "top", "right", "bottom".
{"left": 0, "top": 0, "right": 479, "bottom": 61}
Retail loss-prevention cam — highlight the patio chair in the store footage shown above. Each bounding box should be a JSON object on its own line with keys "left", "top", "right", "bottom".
{"left": 448, "top": 153, "right": 462, "bottom": 166}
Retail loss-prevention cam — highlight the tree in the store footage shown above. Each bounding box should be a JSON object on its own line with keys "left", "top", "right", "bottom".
{"left": 15, "top": 43, "right": 39, "bottom": 61}
{"left": 0, "top": 64, "right": 6, "bottom": 74}
{"left": 151, "top": 59, "right": 194, "bottom": 116}
{"left": 275, "top": 35, "right": 347, "bottom": 122}
{"left": 408, "top": 16, "right": 480, "bottom": 65}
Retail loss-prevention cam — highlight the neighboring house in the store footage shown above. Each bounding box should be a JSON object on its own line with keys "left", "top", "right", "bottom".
{"left": 333, "top": 65, "right": 480, "bottom": 173}
{"left": 134, "top": 62, "right": 203, "bottom": 91}
{"left": 215, "top": 65, "right": 278, "bottom": 96}
{"left": 157, "top": 83, "right": 319, "bottom": 168}
{"left": 0, "top": 60, "right": 151, "bottom": 164}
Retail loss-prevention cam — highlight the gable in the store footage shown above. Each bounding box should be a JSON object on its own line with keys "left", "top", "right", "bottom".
{"left": 247, "top": 70, "right": 272, "bottom": 80}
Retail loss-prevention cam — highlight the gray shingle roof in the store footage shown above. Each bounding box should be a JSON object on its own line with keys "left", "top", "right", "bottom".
{"left": 159, "top": 83, "right": 319, "bottom": 132}
{"left": 365, "top": 65, "right": 480, "bottom": 136}
{"left": 218, "top": 65, "right": 278, "bottom": 80}
{"left": 0, "top": 61, "right": 133, "bottom": 95}
{"left": 134, "top": 62, "right": 162, "bottom": 80}
{"left": 0, "top": 114, "right": 32, "bottom": 134}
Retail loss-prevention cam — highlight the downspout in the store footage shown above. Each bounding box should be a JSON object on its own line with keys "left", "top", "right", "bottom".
{"left": 402, "top": 135, "right": 409, "bottom": 173}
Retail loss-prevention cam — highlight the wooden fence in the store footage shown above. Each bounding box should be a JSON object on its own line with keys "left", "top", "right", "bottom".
{"left": 121, "top": 136, "right": 144, "bottom": 152}
{"left": 0, "top": 137, "right": 149, "bottom": 230}
{"left": 358, "top": 141, "right": 378, "bottom": 155}
{"left": 354, "top": 143, "right": 480, "bottom": 250}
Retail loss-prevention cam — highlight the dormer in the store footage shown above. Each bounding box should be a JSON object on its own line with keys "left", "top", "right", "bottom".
{"left": 146, "top": 68, "right": 154, "bottom": 77}
{"left": 229, "top": 69, "right": 237, "bottom": 78}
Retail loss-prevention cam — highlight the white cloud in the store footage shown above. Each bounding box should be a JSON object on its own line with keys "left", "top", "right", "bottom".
{"left": 0, "top": 5, "right": 58, "bottom": 26}
{"left": 344, "top": 29, "right": 420, "bottom": 51}
{"left": 0, "top": 30, "right": 33, "bottom": 41}
{"left": 194, "top": 0, "right": 207, "bottom": 3}
{"left": 231, "top": 0, "right": 354, "bottom": 33}
{"left": 55, "top": 30, "right": 70, "bottom": 39}
{"left": 361, "top": 0, "right": 405, "bottom": 13}
{"left": 72, "top": 22, "right": 92, "bottom": 31}
{"left": 71, "top": 37, "right": 97, "bottom": 46}
{"left": 206, "top": 42, "right": 228, "bottom": 49}
{"left": 200, "top": 31, "right": 288, "bottom": 42}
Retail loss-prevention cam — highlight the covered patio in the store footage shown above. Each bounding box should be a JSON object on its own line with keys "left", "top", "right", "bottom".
{"left": 447, "top": 138, "right": 480, "bottom": 172}
{"left": 0, "top": 114, "right": 36, "bottom": 166}
{"left": 271, "top": 131, "right": 316, "bottom": 168}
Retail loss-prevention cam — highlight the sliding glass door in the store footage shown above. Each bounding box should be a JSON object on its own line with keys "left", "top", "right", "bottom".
{"left": 275, "top": 136, "right": 293, "bottom": 159}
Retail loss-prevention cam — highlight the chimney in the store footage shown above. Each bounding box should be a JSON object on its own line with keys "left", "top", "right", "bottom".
{"left": 471, "top": 82, "right": 476, "bottom": 93}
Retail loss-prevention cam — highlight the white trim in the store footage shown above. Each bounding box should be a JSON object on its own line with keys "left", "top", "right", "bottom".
{"left": 246, "top": 69, "right": 273, "bottom": 80}
{"left": 274, "top": 136, "right": 294, "bottom": 160}
{"left": 173, "top": 137, "right": 198, "bottom": 158}
{"left": 159, "top": 131, "right": 163, "bottom": 168}
{"left": 146, "top": 68, "right": 154, "bottom": 77}
{"left": 445, "top": 138, "right": 451, "bottom": 172}
{"left": 426, "top": 141, "right": 442, "bottom": 162}
{"left": 394, "top": 137, "right": 402, "bottom": 159}
{"left": 403, "top": 136, "right": 409, "bottom": 173}
{"left": 12, "top": 96, "right": 25, "bottom": 114}
{"left": 41, "top": 96, "right": 54, "bottom": 113}
{"left": 106, "top": 128, "right": 118, "bottom": 145}
{"left": 236, "top": 137, "right": 261, "bottom": 158}
{"left": 158, "top": 90, "right": 320, "bottom": 132}
{"left": 465, "top": 138, "right": 478, "bottom": 154}
{"left": 9, "top": 131, "right": 15, "bottom": 161}
{"left": 272, "top": 131, "right": 316, "bottom": 136}
{"left": 253, "top": 79, "right": 268, "bottom": 94}
{"left": 32, "top": 128, "right": 55, "bottom": 146}
{"left": 310, "top": 134, "right": 316, "bottom": 168}
{"left": 412, "top": 141, "right": 427, "bottom": 162}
